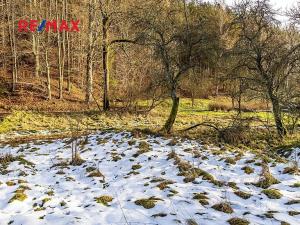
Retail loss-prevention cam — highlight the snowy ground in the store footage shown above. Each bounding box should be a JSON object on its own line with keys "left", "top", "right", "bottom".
{"left": 0, "top": 131, "right": 299, "bottom": 225}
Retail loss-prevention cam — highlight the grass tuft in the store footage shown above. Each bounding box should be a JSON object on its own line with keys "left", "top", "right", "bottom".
{"left": 234, "top": 191, "right": 252, "bottom": 199}
{"left": 134, "top": 197, "right": 163, "bottom": 209}
{"left": 212, "top": 202, "right": 233, "bottom": 214}
{"left": 227, "top": 218, "right": 250, "bottom": 225}
{"left": 95, "top": 195, "right": 113, "bottom": 206}
{"left": 242, "top": 166, "right": 254, "bottom": 174}
{"left": 262, "top": 189, "right": 282, "bottom": 199}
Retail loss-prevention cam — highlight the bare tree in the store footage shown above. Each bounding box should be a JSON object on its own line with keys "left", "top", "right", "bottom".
{"left": 132, "top": 0, "right": 220, "bottom": 133}
{"left": 99, "top": 0, "right": 136, "bottom": 111}
{"left": 6, "top": 0, "right": 18, "bottom": 91}
{"left": 233, "top": 0, "right": 300, "bottom": 137}
{"left": 86, "top": 0, "right": 97, "bottom": 103}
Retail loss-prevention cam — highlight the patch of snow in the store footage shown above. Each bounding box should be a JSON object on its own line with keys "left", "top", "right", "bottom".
{"left": 0, "top": 132, "right": 299, "bottom": 225}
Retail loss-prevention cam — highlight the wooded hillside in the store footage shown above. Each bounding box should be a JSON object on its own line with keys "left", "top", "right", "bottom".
{"left": 0, "top": 0, "right": 299, "bottom": 137}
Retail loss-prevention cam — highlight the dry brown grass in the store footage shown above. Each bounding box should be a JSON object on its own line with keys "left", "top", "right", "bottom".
{"left": 0, "top": 75, "right": 100, "bottom": 113}
{"left": 208, "top": 97, "right": 269, "bottom": 112}
{"left": 208, "top": 102, "right": 232, "bottom": 112}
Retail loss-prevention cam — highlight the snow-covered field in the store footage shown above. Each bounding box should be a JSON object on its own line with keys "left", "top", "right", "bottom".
{"left": 0, "top": 131, "right": 299, "bottom": 225}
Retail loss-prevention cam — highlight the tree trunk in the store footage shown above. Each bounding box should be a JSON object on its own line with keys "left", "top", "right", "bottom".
{"left": 191, "top": 92, "right": 195, "bottom": 108}
{"left": 7, "top": 0, "right": 18, "bottom": 91}
{"left": 270, "top": 94, "right": 286, "bottom": 137}
{"left": 33, "top": 35, "right": 40, "bottom": 78}
{"left": 66, "top": 0, "right": 71, "bottom": 93}
{"left": 56, "top": 0, "right": 63, "bottom": 99}
{"left": 45, "top": 49, "right": 51, "bottom": 100}
{"left": 102, "top": 16, "right": 110, "bottom": 111}
{"left": 163, "top": 89, "right": 180, "bottom": 133}
{"left": 86, "top": 0, "right": 93, "bottom": 104}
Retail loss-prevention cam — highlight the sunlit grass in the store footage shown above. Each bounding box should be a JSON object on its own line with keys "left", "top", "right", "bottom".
{"left": 0, "top": 98, "right": 298, "bottom": 152}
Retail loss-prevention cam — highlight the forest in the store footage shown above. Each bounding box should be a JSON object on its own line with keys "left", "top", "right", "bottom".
{"left": 0, "top": 0, "right": 299, "bottom": 225}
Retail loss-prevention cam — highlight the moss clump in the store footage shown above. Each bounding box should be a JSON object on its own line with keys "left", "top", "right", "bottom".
{"left": 212, "top": 202, "right": 233, "bottom": 214}
{"left": 193, "top": 193, "right": 209, "bottom": 205}
{"left": 8, "top": 192, "right": 27, "bottom": 203}
{"left": 60, "top": 201, "right": 66, "bottom": 207}
{"left": 18, "top": 179, "right": 27, "bottom": 184}
{"left": 95, "top": 195, "right": 113, "bottom": 206}
{"left": 87, "top": 170, "right": 105, "bottom": 178}
{"left": 234, "top": 191, "right": 252, "bottom": 199}
{"left": 150, "top": 177, "right": 165, "bottom": 183}
{"left": 132, "top": 164, "right": 142, "bottom": 170}
{"left": 16, "top": 185, "right": 31, "bottom": 192}
{"left": 157, "top": 180, "right": 174, "bottom": 190}
{"left": 46, "top": 190, "right": 54, "bottom": 196}
{"left": 285, "top": 200, "right": 300, "bottom": 205}
{"left": 245, "top": 159, "right": 255, "bottom": 164}
{"left": 212, "top": 180, "right": 225, "bottom": 187}
{"left": 280, "top": 222, "right": 290, "bottom": 225}
{"left": 198, "top": 169, "right": 215, "bottom": 181}
{"left": 254, "top": 165, "right": 280, "bottom": 189}
{"left": 291, "top": 182, "right": 300, "bottom": 188}
{"left": 228, "top": 182, "right": 238, "bottom": 190}
{"left": 0, "top": 153, "right": 15, "bottom": 164}
{"left": 16, "top": 156, "right": 35, "bottom": 167}
{"left": 225, "top": 158, "right": 237, "bottom": 165}
{"left": 41, "top": 198, "right": 51, "bottom": 206}
{"left": 283, "top": 165, "right": 299, "bottom": 175}
{"left": 186, "top": 219, "right": 198, "bottom": 225}
{"left": 139, "top": 141, "right": 151, "bottom": 151}
{"left": 227, "top": 218, "right": 249, "bottom": 225}
{"left": 288, "top": 211, "right": 300, "bottom": 216}
{"left": 6, "top": 181, "right": 16, "bottom": 186}
{"left": 168, "top": 150, "right": 221, "bottom": 185}
{"left": 242, "top": 166, "right": 254, "bottom": 174}
{"left": 70, "top": 153, "right": 85, "bottom": 166}
{"left": 34, "top": 207, "right": 46, "bottom": 211}
{"left": 264, "top": 212, "right": 275, "bottom": 218}
{"left": 167, "top": 189, "right": 179, "bottom": 197}
{"left": 128, "top": 140, "right": 136, "bottom": 146}
{"left": 135, "top": 197, "right": 162, "bottom": 209}
{"left": 127, "top": 171, "right": 140, "bottom": 176}
{"left": 151, "top": 213, "right": 167, "bottom": 218}
{"left": 262, "top": 189, "right": 282, "bottom": 199}
{"left": 112, "top": 155, "right": 122, "bottom": 162}
{"left": 86, "top": 166, "right": 97, "bottom": 173}
{"left": 51, "top": 161, "right": 69, "bottom": 169}
{"left": 133, "top": 141, "right": 151, "bottom": 157}
{"left": 167, "top": 139, "right": 178, "bottom": 146}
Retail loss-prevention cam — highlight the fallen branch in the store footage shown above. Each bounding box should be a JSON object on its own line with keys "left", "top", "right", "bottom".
{"left": 181, "top": 122, "right": 220, "bottom": 133}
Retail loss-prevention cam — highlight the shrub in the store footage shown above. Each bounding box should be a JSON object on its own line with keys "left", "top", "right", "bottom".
{"left": 219, "top": 124, "right": 249, "bottom": 145}
{"left": 208, "top": 102, "right": 232, "bottom": 112}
